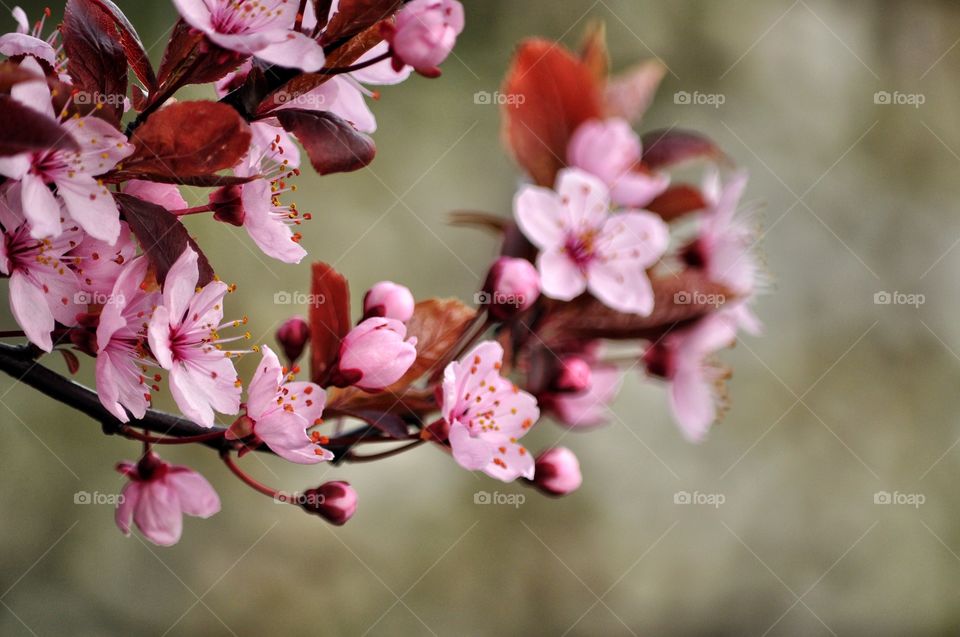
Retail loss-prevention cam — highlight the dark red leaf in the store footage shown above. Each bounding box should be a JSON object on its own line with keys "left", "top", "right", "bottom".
{"left": 123, "top": 101, "right": 252, "bottom": 179}
{"left": 276, "top": 109, "right": 375, "bottom": 174}
{"left": 321, "top": 0, "right": 401, "bottom": 46}
{"left": 61, "top": 0, "right": 128, "bottom": 125}
{"left": 309, "top": 262, "right": 352, "bottom": 384}
{"left": 157, "top": 20, "right": 244, "bottom": 90}
{"left": 0, "top": 95, "right": 79, "bottom": 156}
{"left": 641, "top": 129, "right": 726, "bottom": 170}
{"left": 646, "top": 184, "right": 707, "bottom": 221}
{"left": 58, "top": 349, "right": 81, "bottom": 375}
{"left": 501, "top": 39, "right": 603, "bottom": 187}
{"left": 116, "top": 193, "right": 215, "bottom": 286}
{"left": 85, "top": 0, "right": 156, "bottom": 91}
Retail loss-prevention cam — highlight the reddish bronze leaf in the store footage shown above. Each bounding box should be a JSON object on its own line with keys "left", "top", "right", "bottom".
{"left": 641, "top": 129, "right": 726, "bottom": 170}
{"left": 276, "top": 109, "right": 375, "bottom": 175}
{"left": 321, "top": 0, "right": 401, "bottom": 46}
{"left": 646, "top": 184, "right": 707, "bottom": 221}
{"left": 540, "top": 271, "right": 734, "bottom": 342}
{"left": 579, "top": 20, "right": 608, "bottom": 83}
{"left": 84, "top": 0, "right": 156, "bottom": 91}
{"left": 335, "top": 409, "right": 409, "bottom": 439}
{"left": 0, "top": 95, "right": 79, "bottom": 156}
{"left": 309, "top": 262, "right": 352, "bottom": 384}
{"left": 390, "top": 298, "right": 476, "bottom": 391}
{"left": 62, "top": 0, "right": 128, "bottom": 125}
{"left": 123, "top": 101, "right": 252, "bottom": 179}
{"left": 116, "top": 193, "right": 215, "bottom": 286}
{"left": 157, "top": 20, "right": 244, "bottom": 90}
{"left": 501, "top": 39, "right": 603, "bottom": 186}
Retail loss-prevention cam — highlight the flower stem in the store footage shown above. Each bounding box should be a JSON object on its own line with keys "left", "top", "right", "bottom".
{"left": 343, "top": 439, "right": 424, "bottom": 463}
{"left": 120, "top": 426, "right": 226, "bottom": 445}
{"left": 220, "top": 452, "right": 281, "bottom": 499}
{"left": 318, "top": 51, "right": 392, "bottom": 76}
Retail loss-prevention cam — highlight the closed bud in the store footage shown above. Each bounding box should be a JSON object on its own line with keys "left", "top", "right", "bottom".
{"left": 482, "top": 257, "right": 540, "bottom": 319}
{"left": 301, "top": 481, "right": 357, "bottom": 526}
{"left": 332, "top": 318, "right": 417, "bottom": 390}
{"left": 385, "top": 0, "right": 465, "bottom": 76}
{"left": 209, "top": 184, "right": 245, "bottom": 226}
{"left": 533, "top": 447, "right": 582, "bottom": 496}
{"left": 276, "top": 316, "right": 309, "bottom": 364}
{"left": 362, "top": 281, "right": 415, "bottom": 322}
{"left": 552, "top": 356, "right": 592, "bottom": 393}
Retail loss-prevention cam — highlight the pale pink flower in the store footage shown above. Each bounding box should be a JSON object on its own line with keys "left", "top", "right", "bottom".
{"left": 0, "top": 7, "right": 68, "bottom": 80}
{"left": 211, "top": 125, "right": 307, "bottom": 264}
{"left": 147, "top": 247, "right": 242, "bottom": 427}
{"left": 230, "top": 345, "right": 333, "bottom": 464}
{"left": 533, "top": 447, "right": 582, "bottom": 496}
{"left": 683, "top": 169, "right": 762, "bottom": 335}
{"left": 385, "top": 0, "right": 465, "bottom": 76}
{"left": 642, "top": 313, "right": 738, "bottom": 442}
{"left": 96, "top": 256, "right": 160, "bottom": 422}
{"left": 124, "top": 180, "right": 188, "bottom": 211}
{"left": 362, "top": 280, "right": 415, "bottom": 322}
{"left": 567, "top": 118, "right": 669, "bottom": 208}
{"left": 0, "top": 58, "right": 133, "bottom": 244}
{"left": 514, "top": 168, "right": 669, "bottom": 315}
{"left": 172, "top": 0, "right": 325, "bottom": 71}
{"left": 0, "top": 184, "right": 82, "bottom": 351}
{"left": 441, "top": 341, "right": 540, "bottom": 482}
{"left": 68, "top": 222, "right": 137, "bottom": 300}
{"left": 115, "top": 453, "right": 220, "bottom": 547}
{"left": 333, "top": 317, "right": 416, "bottom": 390}
{"left": 482, "top": 257, "right": 540, "bottom": 320}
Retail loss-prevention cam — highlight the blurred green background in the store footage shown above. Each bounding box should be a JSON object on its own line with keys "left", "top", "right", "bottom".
{"left": 2, "top": 0, "right": 960, "bottom": 634}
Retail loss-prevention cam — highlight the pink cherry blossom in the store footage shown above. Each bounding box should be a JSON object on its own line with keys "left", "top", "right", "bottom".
{"left": 567, "top": 117, "right": 669, "bottom": 208}
{"left": 533, "top": 447, "right": 582, "bottom": 496}
{"left": 362, "top": 280, "right": 415, "bottom": 321}
{"left": 147, "top": 247, "right": 242, "bottom": 428}
{"left": 386, "top": 0, "right": 465, "bottom": 76}
{"left": 544, "top": 352, "right": 623, "bottom": 429}
{"left": 0, "top": 7, "right": 68, "bottom": 80}
{"left": 68, "top": 222, "right": 137, "bottom": 301}
{"left": 115, "top": 452, "right": 221, "bottom": 546}
{"left": 0, "top": 59, "right": 133, "bottom": 244}
{"left": 211, "top": 125, "right": 308, "bottom": 264}
{"left": 301, "top": 480, "right": 357, "bottom": 526}
{"left": 642, "top": 313, "right": 738, "bottom": 442}
{"left": 683, "top": 169, "right": 762, "bottom": 335}
{"left": 514, "top": 168, "right": 669, "bottom": 315}
{"left": 172, "top": 0, "right": 325, "bottom": 71}
{"left": 96, "top": 256, "right": 161, "bottom": 422}
{"left": 334, "top": 317, "right": 417, "bottom": 390}
{"left": 440, "top": 341, "right": 540, "bottom": 482}
{"left": 230, "top": 345, "right": 333, "bottom": 464}
{"left": 0, "top": 183, "right": 82, "bottom": 351}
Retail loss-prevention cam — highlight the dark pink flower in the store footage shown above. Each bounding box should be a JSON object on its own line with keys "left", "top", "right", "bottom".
{"left": 533, "top": 447, "right": 582, "bottom": 496}
{"left": 385, "top": 0, "right": 464, "bottom": 76}
{"left": 362, "top": 280, "right": 415, "bottom": 321}
{"left": 482, "top": 257, "right": 540, "bottom": 320}
{"left": 275, "top": 315, "right": 309, "bottom": 364}
{"left": 334, "top": 317, "right": 417, "bottom": 390}
{"left": 115, "top": 453, "right": 220, "bottom": 547}
{"left": 300, "top": 480, "right": 357, "bottom": 526}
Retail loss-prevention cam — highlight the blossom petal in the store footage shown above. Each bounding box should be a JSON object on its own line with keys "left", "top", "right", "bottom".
{"left": 514, "top": 184, "right": 564, "bottom": 250}
{"left": 256, "top": 32, "right": 326, "bottom": 72}
{"left": 449, "top": 421, "right": 494, "bottom": 471}
{"left": 167, "top": 467, "right": 221, "bottom": 518}
{"left": 20, "top": 172, "right": 62, "bottom": 239}
{"left": 55, "top": 175, "right": 121, "bottom": 244}
{"left": 537, "top": 249, "right": 586, "bottom": 301}
{"left": 133, "top": 481, "right": 183, "bottom": 546}
{"left": 9, "top": 271, "right": 54, "bottom": 351}
{"left": 115, "top": 481, "right": 141, "bottom": 536}
{"left": 256, "top": 411, "right": 330, "bottom": 464}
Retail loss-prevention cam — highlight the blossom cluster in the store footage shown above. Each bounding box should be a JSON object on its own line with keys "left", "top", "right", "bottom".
{"left": 0, "top": 2, "right": 761, "bottom": 546}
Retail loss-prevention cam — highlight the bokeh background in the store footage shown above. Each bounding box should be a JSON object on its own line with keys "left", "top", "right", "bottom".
{"left": 2, "top": 0, "right": 960, "bottom": 634}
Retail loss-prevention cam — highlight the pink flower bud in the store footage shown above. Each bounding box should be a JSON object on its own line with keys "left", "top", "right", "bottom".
{"left": 301, "top": 481, "right": 357, "bottom": 526}
{"left": 533, "top": 447, "right": 582, "bottom": 496}
{"left": 276, "top": 316, "right": 310, "bottom": 364}
{"left": 363, "top": 281, "right": 415, "bottom": 322}
{"left": 334, "top": 318, "right": 417, "bottom": 390}
{"left": 386, "top": 0, "right": 465, "bottom": 76}
{"left": 553, "top": 357, "right": 592, "bottom": 393}
{"left": 482, "top": 257, "right": 540, "bottom": 319}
